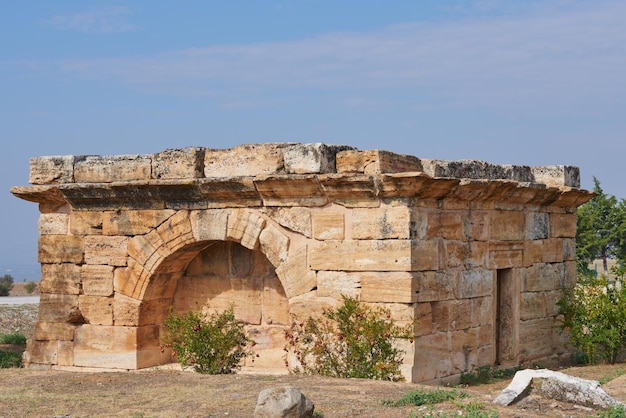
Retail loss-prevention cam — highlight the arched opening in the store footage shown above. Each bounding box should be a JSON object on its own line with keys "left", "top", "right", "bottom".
{"left": 170, "top": 241, "right": 290, "bottom": 372}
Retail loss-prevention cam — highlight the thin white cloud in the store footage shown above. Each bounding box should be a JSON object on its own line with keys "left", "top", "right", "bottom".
{"left": 46, "top": 6, "right": 135, "bottom": 33}
{"left": 52, "top": 1, "right": 626, "bottom": 110}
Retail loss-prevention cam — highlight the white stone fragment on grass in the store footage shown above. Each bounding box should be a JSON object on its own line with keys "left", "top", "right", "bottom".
{"left": 494, "top": 369, "right": 623, "bottom": 410}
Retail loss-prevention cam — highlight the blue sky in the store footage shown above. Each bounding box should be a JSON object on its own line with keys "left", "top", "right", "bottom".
{"left": 1, "top": 0, "right": 625, "bottom": 280}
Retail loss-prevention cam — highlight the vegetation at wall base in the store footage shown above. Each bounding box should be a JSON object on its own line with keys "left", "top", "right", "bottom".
{"left": 460, "top": 365, "right": 520, "bottom": 386}
{"left": 161, "top": 305, "right": 253, "bottom": 374}
{"left": 0, "top": 351, "right": 22, "bottom": 368}
{"left": 284, "top": 296, "right": 413, "bottom": 381}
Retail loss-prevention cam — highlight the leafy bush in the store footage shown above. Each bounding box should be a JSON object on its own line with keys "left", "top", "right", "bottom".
{"left": 557, "top": 273, "right": 626, "bottom": 364}
{"left": 161, "top": 305, "right": 253, "bottom": 374}
{"left": 284, "top": 296, "right": 413, "bottom": 381}
{"left": 0, "top": 332, "right": 27, "bottom": 345}
{"left": 0, "top": 351, "right": 22, "bottom": 368}
{"left": 0, "top": 274, "right": 14, "bottom": 296}
{"left": 24, "top": 282, "right": 37, "bottom": 294}
{"left": 383, "top": 387, "right": 467, "bottom": 407}
{"left": 460, "top": 365, "right": 520, "bottom": 386}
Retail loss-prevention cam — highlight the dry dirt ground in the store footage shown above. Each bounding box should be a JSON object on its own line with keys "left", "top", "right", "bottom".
{"left": 1, "top": 299, "right": 626, "bottom": 417}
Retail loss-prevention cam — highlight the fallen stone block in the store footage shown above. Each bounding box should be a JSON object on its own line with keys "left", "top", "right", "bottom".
{"left": 494, "top": 369, "right": 623, "bottom": 410}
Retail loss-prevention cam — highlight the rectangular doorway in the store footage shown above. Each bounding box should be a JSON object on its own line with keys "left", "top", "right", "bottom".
{"left": 495, "top": 268, "right": 515, "bottom": 365}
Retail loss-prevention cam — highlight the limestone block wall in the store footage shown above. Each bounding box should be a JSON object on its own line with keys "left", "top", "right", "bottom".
{"left": 11, "top": 142, "right": 593, "bottom": 383}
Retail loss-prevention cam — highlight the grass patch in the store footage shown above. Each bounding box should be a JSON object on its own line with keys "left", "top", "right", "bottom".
{"left": 460, "top": 365, "right": 520, "bottom": 386}
{"left": 0, "top": 332, "right": 27, "bottom": 345}
{"left": 0, "top": 351, "right": 22, "bottom": 368}
{"left": 599, "top": 368, "right": 626, "bottom": 385}
{"left": 597, "top": 403, "right": 626, "bottom": 418}
{"left": 383, "top": 387, "right": 467, "bottom": 407}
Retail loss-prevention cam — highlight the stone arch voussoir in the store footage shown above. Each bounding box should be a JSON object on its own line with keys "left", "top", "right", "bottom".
{"left": 118, "top": 208, "right": 318, "bottom": 305}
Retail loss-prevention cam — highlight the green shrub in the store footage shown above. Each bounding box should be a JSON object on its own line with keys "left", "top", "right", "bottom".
{"left": 557, "top": 273, "right": 626, "bottom": 364}
{"left": 161, "top": 305, "right": 253, "bottom": 374}
{"left": 0, "top": 351, "right": 22, "bottom": 368}
{"left": 284, "top": 296, "right": 413, "bottom": 381}
{"left": 0, "top": 274, "right": 14, "bottom": 296}
{"left": 24, "top": 282, "right": 37, "bottom": 294}
{"left": 383, "top": 387, "right": 467, "bottom": 407}
{"left": 460, "top": 365, "right": 519, "bottom": 386}
{"left": 0, "top": 332, "right": 27, "bottom": 345}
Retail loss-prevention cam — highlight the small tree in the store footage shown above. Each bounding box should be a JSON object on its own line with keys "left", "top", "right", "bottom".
{"left": 24, "top": 282, "right": 37, "bottom": 294}
{"left": 557, "top": 272, "right": 626, "bottom": 364}
{"left": 0, "top": 275, "right": 14, "bottom": 297}
{"left": 161, "top": 305, "right": 253, "bottom": 374}
{"left": 284, "top": 296, "right": 413, "bottom": 381}
{"left": 576, "top": 178, "right": 626, "bottom": 275}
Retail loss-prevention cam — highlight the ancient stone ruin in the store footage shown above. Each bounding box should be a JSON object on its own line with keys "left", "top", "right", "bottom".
{"left": 11, "top": 143, "right": 593, "bottom": 383}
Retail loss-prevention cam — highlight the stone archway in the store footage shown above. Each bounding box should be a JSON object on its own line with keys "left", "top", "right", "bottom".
{"left": 101, "top": 207, "right": 313, "bottom": 371}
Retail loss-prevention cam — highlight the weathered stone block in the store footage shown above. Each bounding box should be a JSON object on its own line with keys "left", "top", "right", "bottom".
{"left": 156, "top": 210, "right": 194, "bottom": 252}
{"left": 189, "top": 209, "right": 229, "bottom": 241}
{"left": 227, "top": 210, "right": 266, "bottom": 250}
{"left": 465, "top": 211, "right": 490, "bottom": 241}
{"left": 39, "top": 263, "right": 82, "bottom": 295}
{"left": 153, "top": 147, "right": 205, "bottom": 179}
{"left": 261, "top": 207, "right": 312, "bottom": 238}
{"left": 73, "top": 324, "right": 161, "bottom": 369}
{"left": 520, "top": 292, "right": 547, "bottom": 320}
{"left": 361, "top": 272, "right": 417, "bottom": 303}
{"left": 259, "top": 224, "right": 290, "bottom": 267}
{"left": 451, "top": 329, "right": 478, "bottom": 373}
{"left": 69, "top": 211, "right": 104, "bottom": 235}
{"left": 550, "top": 213, "right": 577, "bottom": 238}
{"left": 81, "top": 265, "right": 114, "bottom": 296}
{"left": 79, "top": 295, "right": 113, "bottom": 326}
{"left": 431, "top": 212, "right": 464, "bottom": 240}
{"left": 432, "top": 299, "right": 472, "bottom": 331}
{"left": 526, "top": 212, "right": 550, "bottom": 240}
{"left": 38, "top": 293, "right": 81, "bottom": 323}
{"left": 57, "top": 340, "right": 74, "bottom": 366}
{"left": 24, "top": 340, "right": 58, "bottom": 365}
{"left": 74, "top": 154, "right": 152, "bottom": 183}
{"left": 471, "top": 296, "right": 492, "bottom": 327}
{"left": 103, "top": 209, "right": 175, "bottom": 236}
{"left": 414, "top": 303, "right": 433, "bottom": 336}
{"left": 443, "top": 240, "right": 468, "bottom": 268}
{"left": 84, "top": 236, "right": 129, "bottom": 266}
{"left": 491, "top": 210, "right": 525, "bottom": 241}
{"left": 283, "top": 143, "right": 354, "bottom": 174}
{"left": 309, "top": 240, "right": 438, "bottom": 272}
{"left": 336, "top": 149, "right": 423, "bottom": 174}
{"left": 523, "top": 263, "right": 563, "bottom": 292}
{"left": 352, "top": 207, "right": 410, "bottom": 239}
{"left": 255, "top": 176, "right": 328, "bottom": 207}
{"left": 519, "top": 318, "right": 555, "bottom": 360}
{"left": 415, "top": 271, "right": 457, "bottom": 302}
{"left": 459, "top": 269, "right": 493, "bottom": 299}
{"left": 38, "top": 213, "right": 69, "bottom": 235}
{"left": 39, "top": 235, "right": 84, "bottom": 264}
{"left": 276, "top": 246, "right": 317, "bottom": 299}
{"left": 34, "top": 322, "right": 76, "bottom": 341}
{"left": 204, "top": 143, "right": 290, "bottom": 177}
{"left": 412, "top": 332, "right": 450, "bottom": 382}
{"left": 315, "top": 271, "right": 361, "bottom": 300}
{"left": 312, "top": 211, "right": 345, "bottom": 240}
{"left": 531, "top": 165, "right": 580, "bottom": 188}
{"left": 29, "top": 155, "right": 77, "bottom": 185}
{"left": 542, "top": 238, "right": 565, "bottom": 263}
{"left": 262, "top": 277, "right": 291, "bottom": 326}
{"left": 127, "top": 232, "right": 170, "bottom": 274}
